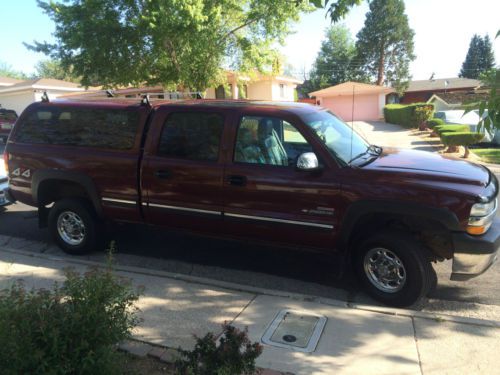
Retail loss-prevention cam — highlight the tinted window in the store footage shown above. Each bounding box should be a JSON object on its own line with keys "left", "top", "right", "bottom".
{"left": 234, "top": 116, "right": 313, "bottom": 166}
{"left": 159, "top": 112, "right": 224, "bottom": 161}
{"left": 16, "top": 107, "right": 139, "bottom": 150}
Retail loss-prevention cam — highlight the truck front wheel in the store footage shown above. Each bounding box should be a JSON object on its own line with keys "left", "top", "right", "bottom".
{"left": 48, "top": 198, "right": 100, "bottom": 255}
{"left": 354, "top": 230, "right": 434, "bottom": 307}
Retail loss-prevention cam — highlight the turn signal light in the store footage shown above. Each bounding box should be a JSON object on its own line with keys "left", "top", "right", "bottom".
{"left": 467, "top": 225, "right": 489, "bottom": 236}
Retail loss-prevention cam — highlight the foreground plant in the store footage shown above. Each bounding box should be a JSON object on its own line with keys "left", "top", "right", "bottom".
{"left": 0, "top": 266, "right": 141, "bottom": 375}
{"left": 176, "top": 324, "right": 263, "bottom": 375}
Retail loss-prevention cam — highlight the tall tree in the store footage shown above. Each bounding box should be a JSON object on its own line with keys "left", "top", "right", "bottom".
{"left": 354, "top": 0, "right": 415, "bottom": 94}
{"left": 26, "top": 0, "right": 311, "bottom": 90}
{"left": 305, "top": 25, "right": 359, "bottom": 93}
{"left": 33, "top": 60, "right": 80, "bottom": 83}
{"left": 460, "top": 34, "right": 496, "bottom": 79}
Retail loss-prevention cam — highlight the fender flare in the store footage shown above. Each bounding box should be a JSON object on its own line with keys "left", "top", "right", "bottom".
{"left": 338, "top": 200, "right": 461, "bottom": 251}
{"left": 31, "top": 169, "right": 103, "bottom": 217}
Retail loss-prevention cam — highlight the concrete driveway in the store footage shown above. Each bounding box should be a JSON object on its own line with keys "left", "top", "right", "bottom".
{"left": 352, "top": 121, "right": 442, "bottom": 152}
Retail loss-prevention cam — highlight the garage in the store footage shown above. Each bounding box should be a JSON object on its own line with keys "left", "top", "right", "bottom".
{"left": 309, "top": 81, "right": 394, "bottom": 121}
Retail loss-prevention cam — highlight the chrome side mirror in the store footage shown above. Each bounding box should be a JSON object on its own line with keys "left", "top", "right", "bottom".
{"left": 297, "top": 152, "right": 319, "bottom": 171}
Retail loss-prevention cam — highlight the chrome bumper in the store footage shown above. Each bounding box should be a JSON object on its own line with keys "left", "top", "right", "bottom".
{"left": 451, "top": 218, "right": 500, "bottom": 281}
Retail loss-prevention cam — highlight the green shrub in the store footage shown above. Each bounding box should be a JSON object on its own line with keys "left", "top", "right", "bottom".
{"left": 434, "top": 124, "right": 470, "bottom": 135}
{"left": 384, "top": 103, "right": 435, "bottom": 128}
{"left": 0, "top": 268, "right": 141, "bottom": 375}
{"left": 427, "top": 118, "right": 445, "bottom": 128}
{"left": 440, "top": 132, "right": 484, "bottom": 147}
{"left": 176, "top": 324, "right": 263, "bottom": 375}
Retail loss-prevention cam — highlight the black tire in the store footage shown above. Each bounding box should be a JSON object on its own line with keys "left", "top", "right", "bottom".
{"left": 353, "top": 230, "right": 434, "bottom": 307}
{"left": 48, "top": 198, "right": 101, "bottom": 255}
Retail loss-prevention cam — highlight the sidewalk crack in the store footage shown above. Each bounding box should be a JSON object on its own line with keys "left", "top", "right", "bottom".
{"left": 411, "top": 317, "right": 424, "bottom": 375}
{"left": 216, "top": 294, "right": 258, "bottom": 340}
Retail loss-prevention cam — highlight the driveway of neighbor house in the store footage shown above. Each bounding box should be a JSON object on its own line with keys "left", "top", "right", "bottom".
{"left": 351, "top": 121, "right": 442, "bottom": 152}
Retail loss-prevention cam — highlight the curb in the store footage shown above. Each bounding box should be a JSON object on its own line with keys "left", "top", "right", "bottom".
{"left": 1, "top": 242, "right": 499, "bottom": 329}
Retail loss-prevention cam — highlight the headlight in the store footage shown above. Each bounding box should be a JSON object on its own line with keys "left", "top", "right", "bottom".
{"left": 467, "top": 198, "right": 497, "bottom": 235}
{"left": 470, "top": 200, "right": 496, "bottom": 217}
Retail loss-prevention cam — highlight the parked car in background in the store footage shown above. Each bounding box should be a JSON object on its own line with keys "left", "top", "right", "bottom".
{"left": 0, "top": 108, "right": 18, "bottom": 143}
{"left": 4, "top": 99, "right": 500, "bottom": 307}
{"left": 0, "top": 156, "right": 10, "bottom": 207}
{"left": 435, "top": 109, "right": 498, "bottom": 144}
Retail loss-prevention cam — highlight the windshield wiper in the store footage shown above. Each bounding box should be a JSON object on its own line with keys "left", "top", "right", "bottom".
{"left": 348, "top": 145, "right": 382, "bottom": 165}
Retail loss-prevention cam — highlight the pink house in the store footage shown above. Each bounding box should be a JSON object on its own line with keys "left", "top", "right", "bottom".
{"left": 309, "top": 81, "right": 394, "bottom": 121}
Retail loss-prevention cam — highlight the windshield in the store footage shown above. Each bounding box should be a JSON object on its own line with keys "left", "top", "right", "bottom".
{"left": 301, "top": 110, "right": 372, "bottom": 165}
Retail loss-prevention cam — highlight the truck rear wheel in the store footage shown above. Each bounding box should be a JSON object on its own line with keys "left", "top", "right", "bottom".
{"left": 354, "top": 230, "right": 433, "bottom": 307}
{"left": 48, "top": 198, "right": 100, "bottom": 255}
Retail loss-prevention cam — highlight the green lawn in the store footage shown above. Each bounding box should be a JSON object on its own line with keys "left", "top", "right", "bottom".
{"left": 471, "top": 148, "right": 500, "bottom": 164}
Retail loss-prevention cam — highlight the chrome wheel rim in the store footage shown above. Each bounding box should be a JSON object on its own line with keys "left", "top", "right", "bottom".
{"left": 57, "top": 211, "right": 86, "bottom": 246}
{"left": 363, "top": 247, "right": 406, "bottom": 293}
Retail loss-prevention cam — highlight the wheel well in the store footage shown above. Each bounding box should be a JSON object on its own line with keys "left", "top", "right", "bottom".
{"left": 347, "top": 213, "right": 453, "bottom": 261}
{"left": 37, "top": 179, "right": 91, "bottom": 207}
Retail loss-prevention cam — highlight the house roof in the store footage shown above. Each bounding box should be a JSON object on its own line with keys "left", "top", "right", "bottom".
{"left": 428, "top": 91, "right": 490, "bottom": 105}
{"left": 309, "top": 81, "right": 394, "bottom": 97}
{"left": 406, "top": 78, "right": 481, "bottom": 93}
{"left": 0, "top": 78, "right": 85, "bottom": 94}
{"left": 0, "top": 76, "right": 24, "bottom": 86}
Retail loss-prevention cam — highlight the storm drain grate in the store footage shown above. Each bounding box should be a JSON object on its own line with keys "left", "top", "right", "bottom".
{"left": 261, "top": 309, "right": 327, "bottom": 353}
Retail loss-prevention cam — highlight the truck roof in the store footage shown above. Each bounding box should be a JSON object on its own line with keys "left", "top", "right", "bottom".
{"left": 45, "top": 98, "right": 320, "bottom": 115}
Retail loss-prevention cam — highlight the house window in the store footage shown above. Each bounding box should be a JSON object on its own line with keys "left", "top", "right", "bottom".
{"left": 279, "top": 84, "right": 285, "bottom": 98}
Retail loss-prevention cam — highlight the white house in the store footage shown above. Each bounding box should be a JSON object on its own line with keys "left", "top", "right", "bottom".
{"left": 205, "top": 71, "right": 302, "bottom": 101}
{"left": 0, "top": 78, "right": 86, "bottom": 115}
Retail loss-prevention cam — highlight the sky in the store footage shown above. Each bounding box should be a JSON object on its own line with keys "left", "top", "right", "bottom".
{"left": 0, "top": 0, "right": 499, "bottom": 81}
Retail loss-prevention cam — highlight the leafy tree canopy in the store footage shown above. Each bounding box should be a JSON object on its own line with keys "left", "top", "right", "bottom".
{"left": 308, "top": 0, "right": 363, "bottom": 23}
{"left": 300, "top": 25, "right": 361, "bottom": 95}
{"left": 459, "top": 34, "right": 496, "bottom": 79}
{"left": 33, "top": 59, "right": 81, "bottom": 83}
{"left": 27, "top": 0, "right": 312, "bottom": 90}
{"left": 355, "top": 0, "right": 414, "bottom": 94}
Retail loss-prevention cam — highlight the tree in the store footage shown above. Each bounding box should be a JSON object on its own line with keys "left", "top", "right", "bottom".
{"left": 459, "top": 34, "right": 495, "bottom": 79}
{"left": 308, "top": 0, "right": 363, "bottom": 23}
{"left": 0, "top": 61, "right": 28, "bottom": 80}
{"left": 33, "top": 60, "right": 80, "bottom": 83}
{"left": 306, "top": 25, "right": 359, "bottom": 93}
{"left": 354, "top": 0, "right": 415, "bottom": 94}
{"left": 26, "top": 0, "right": 311, "bottom": 90}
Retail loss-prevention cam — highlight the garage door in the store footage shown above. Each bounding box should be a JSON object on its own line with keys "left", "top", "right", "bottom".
{"left": 321, "top": 94, "right": 380, "bottom": 121}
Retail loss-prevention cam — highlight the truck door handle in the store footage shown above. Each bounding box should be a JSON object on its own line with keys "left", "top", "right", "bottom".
{"left": 155, "top": 170, "right": 171, "bottom": 179}
{"left": 227, "top": 175, "right": 247, "bottom": 186}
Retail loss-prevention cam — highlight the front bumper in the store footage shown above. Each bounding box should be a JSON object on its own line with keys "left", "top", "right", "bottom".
{"left": 451, "top": 218, "right": 500, "bottom": 280}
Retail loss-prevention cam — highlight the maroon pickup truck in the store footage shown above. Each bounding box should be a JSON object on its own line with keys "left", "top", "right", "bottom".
{"left": 4, "top": 99, "right": 499, "bottom": 306}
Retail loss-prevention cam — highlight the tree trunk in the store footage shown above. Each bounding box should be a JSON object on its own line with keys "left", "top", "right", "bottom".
{"left": 377, "top": 43, "right": 385, "bottom": 85}
{"left": 463, "top": 146, "right": 470, "bottom": 158}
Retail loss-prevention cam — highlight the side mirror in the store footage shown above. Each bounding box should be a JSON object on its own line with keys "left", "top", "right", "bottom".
{"left": 296, "top": 152, "right": 320, "bottom": 171}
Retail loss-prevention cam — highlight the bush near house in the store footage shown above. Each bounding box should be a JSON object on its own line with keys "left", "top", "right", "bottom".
{"left": 427, "top": 118, "right": 445, "bottom": 128}
{"left": 440, "top": 131, "right": 484, "bottom": 158}
{"left": 384, "top": 103, "right": 435, "bottom": 128}
{"left": 434, "top": 124, "right": 470, "bottom": 135}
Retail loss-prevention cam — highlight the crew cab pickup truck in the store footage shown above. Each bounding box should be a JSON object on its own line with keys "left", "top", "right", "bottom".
{"left": 4, "top": 99, "right": 500, "bottom": 306}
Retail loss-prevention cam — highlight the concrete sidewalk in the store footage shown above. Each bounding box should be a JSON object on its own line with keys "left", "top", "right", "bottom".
{"left": 0, "top": 243, "right": 499, "bottom": 375}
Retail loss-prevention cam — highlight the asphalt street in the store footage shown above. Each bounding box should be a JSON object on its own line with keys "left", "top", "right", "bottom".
{"left": 1, "top": 144, "right": 499, "bottom": 311}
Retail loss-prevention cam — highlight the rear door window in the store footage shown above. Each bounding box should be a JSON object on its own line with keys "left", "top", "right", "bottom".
{"left": 15, "top": 107, "right": 140, "bottom": 150}
{"left": 158, "top": 112, "right": 224, "bottom": 162}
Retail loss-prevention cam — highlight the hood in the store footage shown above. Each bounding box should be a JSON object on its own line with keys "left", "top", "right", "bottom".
{"left": 363, "top": 148, "right": 490, "bottom": 187}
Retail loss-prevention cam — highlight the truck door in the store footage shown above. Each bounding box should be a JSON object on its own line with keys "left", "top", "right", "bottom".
{"left": 141, "top": 107, "right": 226, "bottom": 233}
{"left": 221, "top": 111, "right": 341, "bottom": 249}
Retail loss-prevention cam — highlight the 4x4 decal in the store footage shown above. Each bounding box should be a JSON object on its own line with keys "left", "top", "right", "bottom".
{"left": 11, "top": 168, "right": 31, "bottom": 179}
